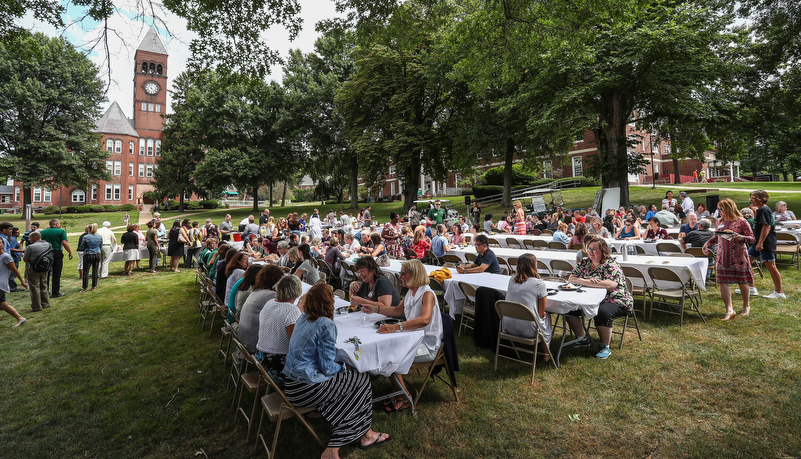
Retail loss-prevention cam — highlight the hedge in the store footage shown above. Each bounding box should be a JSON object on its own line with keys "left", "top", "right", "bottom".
{"left": 43, "top": 205, "right": 60, "bottom": 215}
{"left": 199, "top": 200, "right": 219, "bottom": 209}
{"left": 472, "top": 184, "right": 530, "bottom": 199}
{"left": 483, "top": 164, "right": 540, "bottom": 186}
{"left": 118, "top": 204, "right": 137, "bottom": 211}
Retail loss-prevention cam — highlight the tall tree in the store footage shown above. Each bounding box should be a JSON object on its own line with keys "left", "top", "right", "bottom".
{"left": 185, "top": 72, "right": 298, "bottom": 211}
{"left": 282, "top": 34, "right": 357, "bottom": 207}
{"left": 337, "top": 0, "right": 463, "bottom": 212}
{"left": 153, "top": 72, "right": 208, "bottom": 211}
{"left": 0, "top": 31, "right": 109, "bottom": 208}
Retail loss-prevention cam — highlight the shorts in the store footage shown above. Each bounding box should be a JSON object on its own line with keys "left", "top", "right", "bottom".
{"left": 0, "top": 290, "right": 6, "bottom": 303}
{"left": 748, "top": 245, "right": 775, "bottom": 263}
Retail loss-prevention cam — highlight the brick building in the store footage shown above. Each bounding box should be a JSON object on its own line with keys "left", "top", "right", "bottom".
{"left": 20, "top": 27, "right": 168, "bottom": 209}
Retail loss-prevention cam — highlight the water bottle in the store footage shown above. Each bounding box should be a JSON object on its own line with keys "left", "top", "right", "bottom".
{"left": 622, "top": 244, "right": 629, "bottom": 261}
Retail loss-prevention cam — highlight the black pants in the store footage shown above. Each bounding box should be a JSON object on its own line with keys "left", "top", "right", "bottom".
{"left": 82, "top": 253, "right": 100, "bottom": 290}
{"left": 47, "top": 250, "right": 64, "bottom": 295}
{"left": 9, "top": 261, "right": 17, "bottom": 290}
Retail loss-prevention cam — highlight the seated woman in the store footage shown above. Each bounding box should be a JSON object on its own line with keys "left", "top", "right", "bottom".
{"left": 256, "top": 275, "right": 303, "bottom": 382}
{"left": 293, "top": 243, "right": 320, "bottom": 284}
{"left": 552, "top": 222, "right": 570, "bottom": 245}
{"left": 360, "top": 232, "right": 390, "bottom": 267}
{"left": 615, "top": 217, "right": 641, "bottom": 240}
{"left": 483, "top": 214, "right": 495, "bottom": 233}
{"left": 497, "top": 214, "right": 512, "bottom": 233}
{"left": 503, "top": 254, "right": 552, "bottom": 349}
{"left": 342, "top": 232, "right": 360, "bottom": 253}
{"left": 563, "top": 236, "right": 633, "bottom": 360}
{"left": 323, "top": 236, "right": 347, "bottom": 274}
{"left": 238, "top": 265, "right": 284, "bottom": 353}
{"left": 588, "top": 218, "right": 611, "bottom": 238}
{"left": 644, "top": 216, "right": 669, "bottom": 240}
{"left": 568, "top": 222, "right": 587, "bottom": 249}
{"left": 774, "top": 200, "right": 796, "bottom": 222}
{"left": 365, "top": 259, "right": 443, "bottom": 412}
{"left": 469, "top": 224, "right": 480, "bottom": 245}
{"left": 283, "top": 283, "right": 391, "bottom": 457}
{"left": 696, "top": 203, "right": 710, "bottom": 218}
{"left": 411, "top": 227, "right": 431, "bottom": 260}
{"left": 234, "top": 264, "right": 262, "bottom": 318}
{"left": 224, "top": 252, "right": 248, "bottom": 306}
{"left": 450, "top": 223, "right": 465, "bottom": 246}
{"left": 349, "top": 257, "right": 401, "bottom": 311}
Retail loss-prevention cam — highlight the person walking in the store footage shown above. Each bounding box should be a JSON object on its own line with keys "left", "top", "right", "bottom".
{"left": 23, "top": 231, "right": 50, "bottom": 312}
{"left": 40, "top": 219, "right": 72, "bottom": 298}
{"left": 96, "top": 221, "right": 117, "bottom": 278}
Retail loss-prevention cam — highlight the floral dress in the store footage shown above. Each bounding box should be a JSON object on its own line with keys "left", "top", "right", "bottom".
{"left": 705, "top": 218, "right": 755, "bottom": 285}
{"left": 383, "top": 222, "right": 404, "bottom": 259}
{"left": 570, "top": 257, "right": 633, "bottom": 311}
{"left": 514, "top": 207, "right": 527, "bottom": 235}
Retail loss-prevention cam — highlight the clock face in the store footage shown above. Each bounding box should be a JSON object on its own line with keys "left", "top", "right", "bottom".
{"left": 144, "top": 82, "right": 159, "bottom": 96}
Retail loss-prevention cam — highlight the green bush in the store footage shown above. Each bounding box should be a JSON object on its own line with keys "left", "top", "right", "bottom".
{"left": 472, "top": 184, "right": 529, "bottom": 199}
{"left": 77, "top": 205, "right": 93, "bottom": 213}
{"left": 43, "top": 205, "right": 60, "bottom": 215}
{"left": 118, "top": 203, "right": 137, "bottom": 211}
{"left": 65, "top": 206, "right": 79, "bottom": 214}
{"left": 199, "top": 200, "right": 219, "bottom": 209}
{"left": 184, "top": 201, "right": 200, "bottom": 210}
{"left": 165, "top": 199, "right": 179, "bottom": 209}
{"left": 90, "top": 205, "right": 105, "bottom": 212}
{"left": 482, "top": 164, "right": 540, "bottom": 186}
{"left": 103, "top": 205, "right": 118, "bottom": 212}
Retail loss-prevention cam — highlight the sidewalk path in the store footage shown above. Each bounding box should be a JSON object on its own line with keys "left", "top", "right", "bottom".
{"left": 637, "top": 184, "right": 801, "bottom": 194}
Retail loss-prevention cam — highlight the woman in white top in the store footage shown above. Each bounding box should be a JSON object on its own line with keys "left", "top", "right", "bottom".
{"left": 774, "top": 201, "right": 796, "bottom": 222}
{"left": 237, "top": 265, "right": 283, "bottom": 353}
{"left": 504, "top": 253, "right": 552, "bottom": 347}
{"left": 364, "top": 259, "right": 442, "bottom": 413}
{"left": 255, "top": 275, "right": 303, "bottom": 382}
{"left": 661, "top": 190, "right": 678, "bottom": 210}
{"left": 339, "top": 211, "right": 353, "bottom": 233}
{"left": 309, "top": 213, "right": 323, "bottom": 240}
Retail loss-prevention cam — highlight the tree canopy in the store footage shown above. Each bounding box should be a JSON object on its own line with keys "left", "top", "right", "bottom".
{"left": 0, "top": 31, "right": 109, "bottom": 207}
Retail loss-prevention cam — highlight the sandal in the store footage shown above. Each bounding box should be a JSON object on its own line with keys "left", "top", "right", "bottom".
{"left": 384, "top": 400, "right": 410, "bottom": 413}
{"left": 359, "top": 433, "right": 391, "bottom": 450}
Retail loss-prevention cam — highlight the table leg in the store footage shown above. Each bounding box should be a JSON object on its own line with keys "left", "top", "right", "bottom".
{"left": 370, "top": 374, "right": 415, "bottom": 416}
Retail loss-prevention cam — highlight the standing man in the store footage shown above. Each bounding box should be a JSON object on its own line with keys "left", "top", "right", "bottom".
{"left": 154, "top": 213, "right": 166, "bottom": 238}
{"left": 750, "top": 190, "right": 785, "bottom": 300}
{"left": 97, "top": 221, "right": 117, "bottom": 279}
{"left": 23, "top": 231, "right": 50, "bottom": 311}
{"left": 242, "top": 215, "right": 259, "bottom": 240}
{"left": 427, "top": 200, "right": 446, "bottom": 226}
{"left": 21, "top": 221, "right": 39, "bottom": 248}
{"left": 40, "top": 219, "right": 72, "bottom": 298}
{"left": 680, "top": 191, "right": 694, "bottom": 217}
{"left": 363, "top": 206, "right": 372, "bottom": 227}
{"left": 219, "top": 214, "right": 233, "bottom": 242}
{"left": 259, "top": 208, "right": 271, "bottom": 225}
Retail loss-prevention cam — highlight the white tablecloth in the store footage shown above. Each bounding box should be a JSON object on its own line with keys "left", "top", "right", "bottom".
{"left": 491, "top": 233, "right": 683, "bottom": 255}
{"left": 449, "top": 247, "right": 709, "bottom": 291}
{"left": 108, "top": 247, "right": 167, "bottom": 263}
{"left": 333, "top": 312, "right": 424, "bottom": 377}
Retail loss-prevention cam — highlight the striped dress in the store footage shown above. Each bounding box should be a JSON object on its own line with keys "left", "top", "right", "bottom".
{"left": 514, "top": 207, "right": 527, "bottom": 235}
{"left": 284, "top": 369, "right": 372, "bottom": 447}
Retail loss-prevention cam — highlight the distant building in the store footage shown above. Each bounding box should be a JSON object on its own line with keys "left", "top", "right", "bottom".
{"left": 15, "top": 27, "right": 168, "bottom": 210}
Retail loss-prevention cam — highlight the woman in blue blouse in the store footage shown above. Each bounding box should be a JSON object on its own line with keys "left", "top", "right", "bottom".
{"left": 552, "top": 221, "right": 570, "bottom": 245}
{"left": 563, "top": 236, "right": 633, "bottom": 360}
{"left": 282, "top": 284, "right": 391, "bottom": 457}
{"left": 78, "top": 223, "right": 103, "bottom": 292}
{"left": 615, "top": 217, "right": 641, "bottom": 240}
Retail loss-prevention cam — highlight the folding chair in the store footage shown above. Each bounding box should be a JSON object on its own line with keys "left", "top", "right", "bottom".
{"left": 405, "top": 248, "right": 418, "bottom": 260}
{"left": 531, "top": 229, "right": 542, "bottom": 235}
{"left": 493, "top": 300, "right": 557, "bottom": 383}
{"left": 656, "top": 242, "right": 683, "bottom": 256}
{"left": 253, "top": 360, "right": 324, "bottom": 456}
{"left": 428, "top": 277, "right": 447, "bottom": 312}
{"left": 775, "top": 232, "right": 800, "bottom": 269}
{"left": 465, "top": 252, "right": 477, "bottom": 263}
{"left": 531, "top": 239, "right": 549, "bottom": 249}
{"left": 548, "top": 241, "right": 567, "bottom": 250}
{"left": 506, "top": 238, "right": 522, "bottom": 249}
{"left": 487, "top": 237, "right": 501, "bottom": 248}
{"left": 506, "top": 257, "right": 518, "bottom": 274}
{"left": 647, "top": 266, "right": 705, "bottom": 326}
{"left": 406, "top": 314, "right": 458, "bottom": 406}
{"left": 317, "top": 259, "right": 340, "bottom": 289}
{"left": 333, "top": 289, "right": 346, "bottom": 300}
{"left": 585, "top": 278, "right": 642, "bottom": 349}
{"left": 457, "top": 281, "right": 476, "bottom": 336}
{"left": 426, "top": 250, "right": 440, "bottom": 266}
{"left": 621, "top": 265, "right": 650, "bottom": 318}
{"left": 464, "top": 234, "right": 472, "bottom": 244}
{"left": 549, "top": 259, "right": 575, "bottom": 278}
{"left": 233, "top": 338, "right": 268, "bottom": 442}
{"left": 536, "top": 259, "right": 552, "bottom": 277}
{"left": 684, "top": 247, "right": 719, "bottom": 284}
{"left": 569, "top": 243, "right": 584, "bottom": 252}
{"left": 541, "top": 230, "right": 553, "bottom": 235}
{"left": 443, "top": 254, "right": 462, "bottom": 265}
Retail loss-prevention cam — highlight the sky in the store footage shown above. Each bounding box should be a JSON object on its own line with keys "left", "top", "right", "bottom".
{"left": 20, "top": 0, "right": 340, "bottom": 118}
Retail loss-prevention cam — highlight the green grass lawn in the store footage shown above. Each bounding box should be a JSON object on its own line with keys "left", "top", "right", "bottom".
{"left": 1, "top": 226, "right": 801, "bottom": 458}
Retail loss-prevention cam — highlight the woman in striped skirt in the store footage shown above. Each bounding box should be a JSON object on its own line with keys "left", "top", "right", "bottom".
{"left": 283, "top": 283, "right": 391, "bottom": 458}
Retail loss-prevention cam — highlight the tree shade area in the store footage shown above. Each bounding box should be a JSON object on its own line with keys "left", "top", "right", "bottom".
{"left": 1, "top": 0, "right": 799, "bottom": 207}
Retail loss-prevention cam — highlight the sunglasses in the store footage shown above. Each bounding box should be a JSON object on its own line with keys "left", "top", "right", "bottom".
{"left": 399, "top": 270, "right": 411, "bottom": 276}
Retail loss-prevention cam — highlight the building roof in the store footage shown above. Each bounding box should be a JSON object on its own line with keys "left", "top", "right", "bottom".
{"left": 0, "top": 185, "right": 13, "bottom": 194}
{"left": 136, "top": 26, "right": 167, "bottom": 55}
{"left": 94, "top": 101, "right": 139, "bottom": 137}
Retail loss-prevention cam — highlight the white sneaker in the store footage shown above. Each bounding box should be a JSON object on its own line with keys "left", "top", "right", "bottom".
{"left": 734, "top": 287, "right": 759, "bottom": 295}
{"left": 763, "top": 291, "right": 786, "bottom": 299}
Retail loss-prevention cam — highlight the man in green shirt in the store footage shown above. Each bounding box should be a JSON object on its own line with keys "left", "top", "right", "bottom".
{"left": 39, "top": 219, "right": 73, "bottom": 298}
{"left": 427, "top": 199, "right": 447, "bottom": 226}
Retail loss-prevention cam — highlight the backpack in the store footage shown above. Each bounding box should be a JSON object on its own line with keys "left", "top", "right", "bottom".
{"left": 32, "top": 246, "right": 54, "bottom": 273}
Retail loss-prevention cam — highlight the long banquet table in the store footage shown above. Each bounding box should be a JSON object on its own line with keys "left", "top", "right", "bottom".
{"left": 486, "top": 233, "right": 684, "bottom": 255}
{"left": 448, "top": 246, "right": 709, "bottom": 291}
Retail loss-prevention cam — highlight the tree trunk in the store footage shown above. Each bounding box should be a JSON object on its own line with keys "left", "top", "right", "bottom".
{"left": 281, "top": 182, "right": 287, "bottom": 207}
{"left": 179, "top": 192, "right": 185, "bottom": 212}
{"left": 601, "top": 93, "right": 631, "bottom": 207}
{"left": 401, "top": 156, "right": 422, "bottom": 214}
{"left": 23, "top": 184, "right": 32, "bottom": 231}
{"left": 252, "top": 187, "right": 259, "bottom": 212}
{"left": 501, "top": 138, "right": 515, "bottom": 207}
{"left": 269, "top": 183, "right": 273, "bottom": 207}
{"left": 672, "top": 157, "right": 681, "bottom": 184}
{"left": 349, "top": 155, "right": 359, "bottom": 209}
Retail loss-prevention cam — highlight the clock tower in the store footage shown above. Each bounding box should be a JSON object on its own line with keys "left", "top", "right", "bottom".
{"left": 133, "top": 27, "right": 168, "bottom": 136}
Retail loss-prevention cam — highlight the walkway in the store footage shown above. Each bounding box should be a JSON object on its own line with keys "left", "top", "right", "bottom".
{"left": 638, "top": 184, "right": 801, "bottom": 194}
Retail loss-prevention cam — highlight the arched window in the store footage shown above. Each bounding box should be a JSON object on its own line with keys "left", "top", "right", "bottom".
{"left": 129, "top": 141, "right": 135, "bottom": 154}
{"left": 155, "top": 140, "right": 161, "bottom": 156}
{"left": 147, "top": 139, "right": 153, "bottom": 156}
{"left": 114, "top": 140, "right": 122, "bottom": 153}
{"left": 106, "top": 139, "right": 113, "bottom": 151}
{"left": 71, "top": 190, "right": 86, "bottom": 203}
{"left": 142, "top": 62, "right": 148, "bottom": 73}
{"left": 149, "top": 63, "right": 155, "bottom": 73}
{"left": 156, "top": 64, "right": 163, "bottom": 75}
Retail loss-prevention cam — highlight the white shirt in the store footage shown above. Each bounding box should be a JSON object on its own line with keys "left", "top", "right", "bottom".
{"left": 681, "top": 196, "right": 694, "bottom": 215}
{"left": 97, "top": 226, "right": 117, "bottom": 249}
{"left": 309, "top": 216, "right": 323, "bottom": 239}
{"left": 256, "top": 299, "right": 301, "bottom": 355}
{"left": 403, "top": 285, "right": 443, "bottom": 354}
